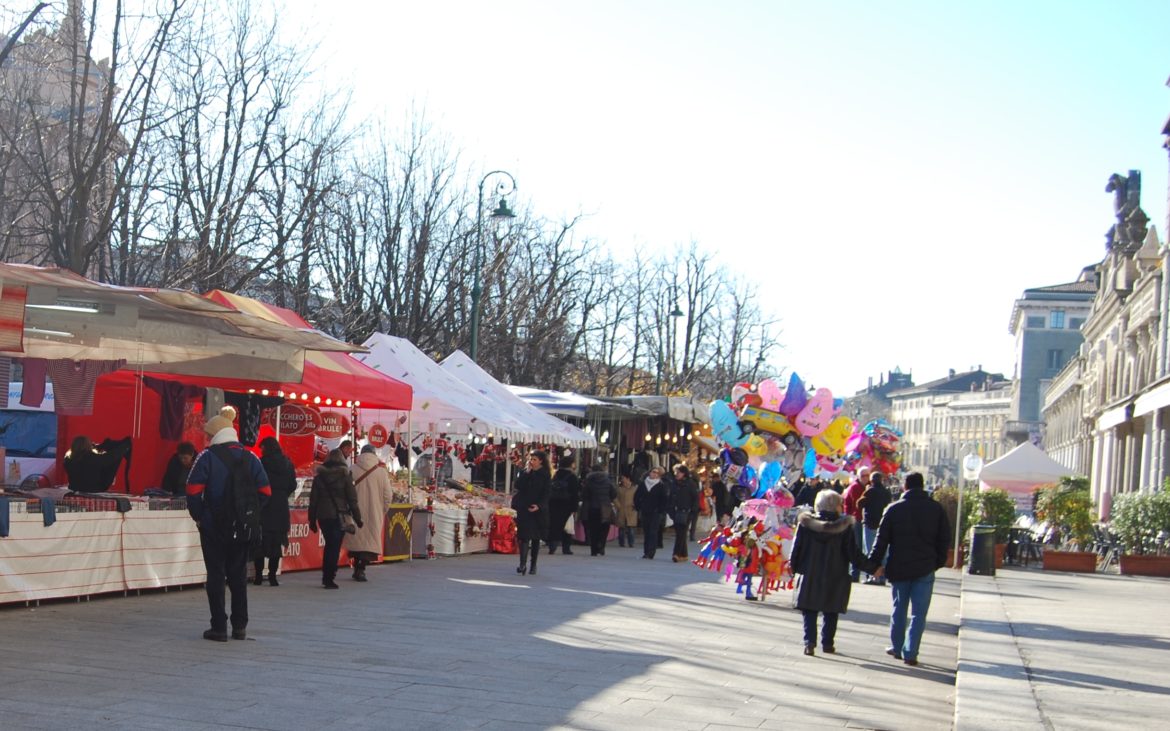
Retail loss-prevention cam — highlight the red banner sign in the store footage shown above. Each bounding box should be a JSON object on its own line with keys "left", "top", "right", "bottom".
{"left": 316, "top": 410, "right": 351, "bottom": 439}
{"left": 367, "top": 423, "right": 389, "bottom": 448}
{"left": 282, "top": 509, "right": 350, "bottom": 571}
{"left": 262, "top": 404, "right": 321, "bottom": 437}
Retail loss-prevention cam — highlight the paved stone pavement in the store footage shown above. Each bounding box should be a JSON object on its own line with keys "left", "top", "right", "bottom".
{"left": 0, "top": 546, "right": 961, "bottom": 730}
{"left": 955, "top": 566, "right": 1170, "bottom": 731}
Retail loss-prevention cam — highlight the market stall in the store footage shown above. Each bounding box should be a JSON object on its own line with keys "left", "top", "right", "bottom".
{"left": 0, "top": 265, "right": 415, "bottom": 602}
{"left": 357, "top": 335, "right": 590, "bottom": 556}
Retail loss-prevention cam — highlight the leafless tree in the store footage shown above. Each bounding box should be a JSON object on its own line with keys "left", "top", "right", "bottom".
{"left": 0, "top": 0, "right": 185, "bottom": 276}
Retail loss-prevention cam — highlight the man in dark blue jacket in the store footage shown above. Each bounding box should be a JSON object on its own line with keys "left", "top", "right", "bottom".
{"left": 867, "top": 471, "right": 949, "bottom": 666}
{"left": 187, "top": 410, "right": 270, "bottom": 642}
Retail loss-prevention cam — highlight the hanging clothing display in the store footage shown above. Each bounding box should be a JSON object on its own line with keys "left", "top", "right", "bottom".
{"left": 143, "top": 376, "right": 206, "bottom": 440}
{"left": 204, "top": 388, "right": 225, "bottom": 421}
{"left": 224, "top": 391, "right": 286, "bottom": 446}
{"left": 18, "top": 358, "right": 48, "bottom": 407}
{"left": 46, "top": 359, "right": 126, "bottom": 416}
{"left": 0, "top": 356, "right": 11, "bottom": 408}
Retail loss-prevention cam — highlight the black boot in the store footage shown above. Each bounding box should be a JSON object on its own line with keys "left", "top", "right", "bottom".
{"left": 518, "top": 542, "right": 529, "bottom": 575}
{"left": 529, "top": 548, "right": 538, "bottom": 576}
{"left": 268, "top": 556, "right": 280, "bottom": 586}
{"left": 253, "top": 560, "right": 264, "bottom": 586}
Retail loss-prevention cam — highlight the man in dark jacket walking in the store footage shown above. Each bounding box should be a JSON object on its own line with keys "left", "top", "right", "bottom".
{"left": 670, "top": 465, "right": 700, "bottom": 562}
{"left": 187, "top": 411, "right": 271, "bottom": 642}
{"left": 858, "top": 472, "right": 892, "bottom": 585}
{"left": 867, "top": 472, "right": 950, "bottom": 666}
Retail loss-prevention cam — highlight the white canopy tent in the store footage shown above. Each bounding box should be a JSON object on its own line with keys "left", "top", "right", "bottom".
{"left": 979, "top": 442, "right": 1076, "bottom": 510}
{"left": 354, "top": 333, "right": 536, "bottom": 441}
{"left": 440, "top": 351, "right": 597, "bottom": 449}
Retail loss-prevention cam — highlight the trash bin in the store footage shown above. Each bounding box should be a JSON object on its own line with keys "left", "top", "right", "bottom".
{"left": 969, "top": 524, "right": 996, "bottom": 576}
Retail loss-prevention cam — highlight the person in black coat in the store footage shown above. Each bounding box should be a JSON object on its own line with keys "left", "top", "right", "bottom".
{"left": 670, "top": 466, "right": 700, "bottom": 562}
{"left": 867, "top": 472, "right": 950, "bottom": 665}
{"left": 634, "top": 467, "right": 670, "bottom": 559}
{"left": 255, "top": 437, "right": 296, "bottom": 586}
{"left": 511, "top": 450, "right": 551, "bottom": 576}
{"left": 580, "top": 464, "right": 617, "bottom": 556}
{"left": 547, "top": 454, "right": 581, "bottom": 555}
{"left": 857, "top": 472, "right": 892, "bottom": 585}
{"left": 789, "top": 489, "right": 877, "bottom": 656}
{"left": 161, "top": 442, "right": 197, "bottom": 496}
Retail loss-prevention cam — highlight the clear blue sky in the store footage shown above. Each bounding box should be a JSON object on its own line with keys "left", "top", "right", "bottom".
{"left": 290, "top": 0, "right": 1170, "bottom": 395}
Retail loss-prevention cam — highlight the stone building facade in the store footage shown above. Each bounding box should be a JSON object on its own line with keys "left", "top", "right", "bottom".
{"left": 888, "top": 369, "right": 1011, "bottom": 484}
{"left": 1040, "top": 162, "right": 1169, "bottom": 518}
{"left": 1005, "top": 278, "right": 1095, "bottom": 446}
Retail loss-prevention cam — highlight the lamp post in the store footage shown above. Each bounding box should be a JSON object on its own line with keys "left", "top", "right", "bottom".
{"left": 654, "top": 304, "right": 684, "bottom": 395}
{"left": 469, "top": 170, "right": 517, "bottom": 363}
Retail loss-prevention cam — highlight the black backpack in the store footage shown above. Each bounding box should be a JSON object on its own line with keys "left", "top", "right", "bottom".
{"left": 208, "top": 444, "right": 261, "bottom": 546}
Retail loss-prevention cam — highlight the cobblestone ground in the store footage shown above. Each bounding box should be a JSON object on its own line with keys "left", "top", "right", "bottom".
{"left": 0, "top": 545, "right": 960, "bottom": 730}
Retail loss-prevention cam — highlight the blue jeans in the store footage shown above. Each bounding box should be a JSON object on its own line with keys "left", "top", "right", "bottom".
{"left": 890, "top": 573, "right": 935, "bottom": 661}
{"left": 863, "top": 525, "right": 885, "bottom": 579}
{"left": 618, "top": 526, "right": 635, "bottom": 547}
{"left": 850, "top": 521, "right": 864, "bottom": 580}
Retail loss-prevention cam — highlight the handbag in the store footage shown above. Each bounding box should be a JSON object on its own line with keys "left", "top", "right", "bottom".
{"left": 327, "top": 490, "right": 357, "bottom": 535}
{"left": 564, "top": 513, "right": 576, "bottom": 533}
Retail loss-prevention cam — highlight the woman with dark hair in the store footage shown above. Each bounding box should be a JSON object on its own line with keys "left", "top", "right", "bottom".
{"left": 308, "top": 449, "right": 361, "bottom": 589}
{"left": 255, "top": 437, "right": 296, "bottom": 586}
{"left": 547, "top": 453, "right": 581, "bottom": 555}
{"left": 161, "top": 442, "right": 197, "bottom": 496}
{"left": 511, "top": 450, "right": 551, "bottom": 576}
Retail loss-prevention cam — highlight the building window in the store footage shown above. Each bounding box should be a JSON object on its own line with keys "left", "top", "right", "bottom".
{"left": 1026, "top": 315, "right": 1045, "bottom": 328}
{"left": 1050, "top": 310, "right": 1065, "bottom": 329}
{"left": 1069, "top": 317, "right": 1084, "bottom": 330}
{"left": 1047, "top": 349, "right": 1064, "bottom": 370}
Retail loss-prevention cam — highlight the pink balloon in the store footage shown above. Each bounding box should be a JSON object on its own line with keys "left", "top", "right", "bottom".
{"left": 757, "top": 378, "right": 784, "bottom": 411}
{"left": 795, "top": 387, "right": 834, "bottom": 437}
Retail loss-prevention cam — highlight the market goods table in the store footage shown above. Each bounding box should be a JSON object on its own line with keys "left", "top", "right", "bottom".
{"left": 0, "top": 547, "right": 959, "bottom": 730}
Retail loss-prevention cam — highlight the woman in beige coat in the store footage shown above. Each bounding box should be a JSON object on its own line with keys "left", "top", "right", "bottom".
{"left": 614, "top": 474, "right": 639, "bottom": 548}
{"left": 345, "top": 445, "right": 394, "bottom": 581}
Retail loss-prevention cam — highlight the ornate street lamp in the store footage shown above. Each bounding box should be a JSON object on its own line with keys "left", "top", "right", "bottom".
{"left": 469, "top": 170, "right": 516, "bottom": 362}
{"left": 655, "top": 304, "right": 685, "bottom": 395}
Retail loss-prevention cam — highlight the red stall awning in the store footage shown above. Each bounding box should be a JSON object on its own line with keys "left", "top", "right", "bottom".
{"left": 201, "top": 291, "right": 412, "bottom": 411}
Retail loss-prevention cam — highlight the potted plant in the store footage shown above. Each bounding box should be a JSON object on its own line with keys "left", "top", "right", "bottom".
{"left": 970, "top": 488, "right": 1017, "bottom": 567}
{"left": 1111, "top": 486, "right": 1170, "bottom": 577}
{"left": 1034, "top": 477, "right": 1096, "bottom": 573}
{"left": 932, "top": 486, "right": 977, "bottom": 567}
